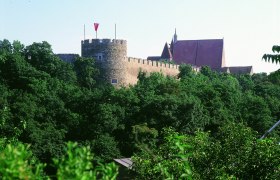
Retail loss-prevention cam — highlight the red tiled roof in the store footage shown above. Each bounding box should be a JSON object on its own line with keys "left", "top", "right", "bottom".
{"left": 172, "top": 39, "right": 224, "bottom": 69}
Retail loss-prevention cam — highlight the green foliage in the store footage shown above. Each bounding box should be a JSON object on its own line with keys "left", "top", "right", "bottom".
{"left": 178, "top": 63, "right": 194, "bottom": 79}
{"left": 0, "top": 139, "right": 46, "bottom": 179}
{"left": 248, "top": 139, "right": 280, "bottom": 179}
{"left": 189, "top": 122, "right": 280, "bottom": 179}
{"left": 132, "top": 123, "right": 280, "bottom": 179}
{"left": 1, "top": 39, "right": 280, "bottom": 178}
{"left": 92, "top": 134, "right": 121, "bottom": 162}
{"left": 263, "top": 45, "right": 280, "bottom": 64}
{"left": 200, "top": 66, "right": 217, "bottom": 79}
{"left": 240, "top": 92, "right": 272, "bottom": 134}
{"left": 0, "top": 39, "right": 12, "bottom": 57}
{"left": 268, "top": 69, "right": 280, "bottom": 85}
{"left": 132, "top": 123, "right": 158, "bottom": 146}
{"left": 132, "top": 128, "right": 192, "bottom": 179}
{"left": 25, "top": 41, "right": 77, "bottom": 83}
{"left": 54, "top": 142, "right": 118, "bottom": 180}
{"left": 234, "top": 74, "right": 254, "bottom": 92}
{"left": 0, "top": 140, "right": 118, "bottom": 179}
{"left": 74, "top": 57, "right": 99, "bottom": 89}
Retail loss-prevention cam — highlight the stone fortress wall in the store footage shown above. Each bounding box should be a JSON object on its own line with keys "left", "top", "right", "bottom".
{"left": 125, "top": 57, "right": 179, "bottom": 85}
{"left": 81, "top": 38, "right": 179, "bottom": 86}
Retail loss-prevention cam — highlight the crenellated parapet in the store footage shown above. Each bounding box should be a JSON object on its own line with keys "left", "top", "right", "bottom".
{"left": 81, "top": 39, "right": 127, "bottom": 46}
{"left": 81, "top": 38, "right": 127, "bottom": 59}
{"left": 126, "top": 57, "right": 179, "bottom": 69}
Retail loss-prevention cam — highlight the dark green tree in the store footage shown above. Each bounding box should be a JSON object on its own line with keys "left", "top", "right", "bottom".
{"left": 74, "top": 57, "right": 99, "bottom": 89}
{"left": 189, "top": 122, "right": 280, "bottom": 179}
{"left": 263, "top": 45, "right": 280, "bottom": 64}
{"left": 132, "top": 128, "right": 193, "bottom": 179}
{"left": 178, "top": 63, "right": 194, "bottom": 79}
{"left": 25, "top": 41, "right": 77, "bottom": 83}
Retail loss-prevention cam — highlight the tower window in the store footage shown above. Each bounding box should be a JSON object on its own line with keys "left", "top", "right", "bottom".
{"left": 111, "top": 79, "right": 118, "bottom": 84}
{"left": 95, "top": 53, "right": 103, "bottom": 61}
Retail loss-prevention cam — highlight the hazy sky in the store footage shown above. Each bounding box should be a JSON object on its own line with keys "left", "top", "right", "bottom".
{"left": 1, "top": 0, "right": 280, "bottom": 73}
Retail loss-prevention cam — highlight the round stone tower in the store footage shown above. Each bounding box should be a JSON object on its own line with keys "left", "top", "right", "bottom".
{"left": 81, "top": 39, "right": 127, "bottom": 86}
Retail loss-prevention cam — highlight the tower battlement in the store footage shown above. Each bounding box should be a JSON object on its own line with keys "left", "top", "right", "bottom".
{"left": 81, "top": 39, "right": 127, "bottom": 45}
{"left": 126, "top": 57, "right": 179, "bottom": 69}
{"left": 81, "top": 38, "right": 127, "bottom": 59}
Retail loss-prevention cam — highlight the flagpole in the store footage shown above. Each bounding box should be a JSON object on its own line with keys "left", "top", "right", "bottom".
{"left": 115, "top": 23, "right": 116, "bottom": 40}
{"left": 84, "top": 24, "right": 85, "bottom": 40}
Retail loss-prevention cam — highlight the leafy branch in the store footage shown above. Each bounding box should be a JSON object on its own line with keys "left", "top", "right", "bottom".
{"left": 262, "top": 45, "right": 280, "bottom": 64}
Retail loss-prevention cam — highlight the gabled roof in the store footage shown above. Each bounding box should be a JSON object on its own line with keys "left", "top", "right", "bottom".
{"left": 228, "top": 66, "right": 253, "bottom": 75}
{"left": 114, "top": 158, "right": 133, "bottom": 169}
{"left": 172, "top": 39, "right": 224, "bottom": 69}
{"left": 217, "top": 66, "right": 253, "bottom": 74}
{"left": 161, "top": 42, "right": 173, "bottom": 60}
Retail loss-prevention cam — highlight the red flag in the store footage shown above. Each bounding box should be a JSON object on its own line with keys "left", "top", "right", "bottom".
{"left": 94, "top": 23, "right": 99, "bottom": 31}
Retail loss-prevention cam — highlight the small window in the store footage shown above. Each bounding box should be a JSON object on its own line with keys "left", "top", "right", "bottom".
{"left": 111, "top": 79, "right": 118, "bottom": 84}
{"left": 95, "top": 53, "right": 103, "bottom": 61}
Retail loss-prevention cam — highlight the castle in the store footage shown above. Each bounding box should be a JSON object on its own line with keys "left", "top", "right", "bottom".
{"left": 80, "top": 39, "right": 180, "bottom": 86}
{"left": 58, "top": 31, "right": 253, "bottom": 86}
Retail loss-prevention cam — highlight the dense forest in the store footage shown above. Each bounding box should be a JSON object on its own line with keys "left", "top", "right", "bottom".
{"left": 0, "top": 39, "right": 279, "bottom": 179}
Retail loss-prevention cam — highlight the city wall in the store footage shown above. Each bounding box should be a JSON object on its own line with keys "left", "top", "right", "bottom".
{"left": 124, "top": 57, "right": 179, "bottom": 85}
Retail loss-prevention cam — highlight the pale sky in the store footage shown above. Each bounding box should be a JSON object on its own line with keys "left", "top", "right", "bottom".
{"left": 1, "top": 0, "right": 280, "bottom": 73}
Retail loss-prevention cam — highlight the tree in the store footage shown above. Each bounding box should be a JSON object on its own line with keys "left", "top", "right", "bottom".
{"left": 92, "top": 134, "right": 121, "bottom": 162}
{"left": 0, "top": 139, "right": 46, "bottom": 179}
{"left": 189, "top": 122, "right": 280, "bottom": 179}
{"left": 54, "top": 142, "right": 118, "bottom": 180}
{"left": 200, "top": 66, "right": 217, "bottom": 79}
{"left": 132, "top": 128, "right": 192, "bottom": 179}
{"left": 240, "top": 92, "right": 272, "bottom": 134}
{"left": 0, "top": 39, "right": 12, "bottom": 57}
{"left": 234, "top": 74, "right": 254, "bottom": 92}
{"left": 268, "top": 69, "right": 280, "bottom": 85}
{"left": 178, "top": 63, "right": 194, "bottom": 79}
{"left": 0, "top": 140, "right": 118, "bottom": 179}
{"left": 74, "top": 57, "right": 99, "bottom": 89}
{"left": 25, "top": 41, "right": 77, "bottom": 83}
{"left": 263, "top": 45, "right": 280, "bottom": 64}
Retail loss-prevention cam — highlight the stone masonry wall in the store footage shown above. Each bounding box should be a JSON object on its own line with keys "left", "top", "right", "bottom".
{"left": 82, "top": 39, "right": 127, "bottom": 85}
{"left": 124, "top": 57, "right": 179, "bottom": 85}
